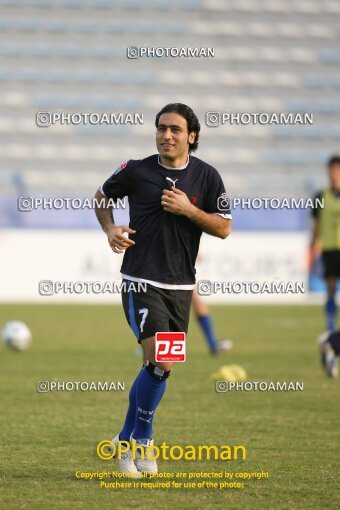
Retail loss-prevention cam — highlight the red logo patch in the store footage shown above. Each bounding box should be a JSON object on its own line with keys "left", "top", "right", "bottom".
{"left": 155, "top": 332, "right": 186, "bottom": 362}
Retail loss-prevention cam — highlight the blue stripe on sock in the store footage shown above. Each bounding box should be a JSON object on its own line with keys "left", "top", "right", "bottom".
{"left": 128, "top": 290, "right": 140, "bottom": 340}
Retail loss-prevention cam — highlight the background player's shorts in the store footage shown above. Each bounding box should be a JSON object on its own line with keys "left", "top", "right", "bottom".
{"left": 122, "top": 280, "right": 193, "bottom": 342}
{"left": 322, "top": 250, "right": 340, "bottom": 278}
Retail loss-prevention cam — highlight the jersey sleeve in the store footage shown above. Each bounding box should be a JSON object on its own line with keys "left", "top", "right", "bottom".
{"left": 311, "top": 191, "right": 323, "bottom": 219}
{"left": 99, "top": 160, "right": 135, "bottom": 201}
{"left": 204, "top": 168, "right": 232, "bottom": 219}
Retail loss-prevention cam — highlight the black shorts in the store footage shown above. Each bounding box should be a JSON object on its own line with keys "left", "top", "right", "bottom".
{"left": 122, "top": 280, "right": 193, "bottom": 342}
{"left": 322, "top": 251, "right": 340, "bottom": 278}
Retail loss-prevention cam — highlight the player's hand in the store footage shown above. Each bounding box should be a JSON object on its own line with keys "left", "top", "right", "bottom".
{"left": 161, "top": 188, "right": 194, "bottom": 216}
{"left": 107, "top": 226, "right": 136, "bottom": 254}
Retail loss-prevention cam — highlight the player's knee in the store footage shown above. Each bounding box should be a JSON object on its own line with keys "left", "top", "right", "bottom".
{"left": 145, "top": 360, "right": 172, "bottom": 380}
{"left": 155, "top": 361, "right": 174, "bottom": 372}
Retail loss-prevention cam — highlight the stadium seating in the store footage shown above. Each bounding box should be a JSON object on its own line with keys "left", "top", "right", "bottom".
{"left": 0, "top": 0, "right": 339, "bottom": 204}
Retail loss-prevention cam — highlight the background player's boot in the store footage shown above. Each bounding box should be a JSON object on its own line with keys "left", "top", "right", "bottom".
{"left": 215, "top": 339, "right": 233, "bottom": 355}
{"left": 132, "top": 438, "right": 158, "bottom": 474}
{"left": 318, "top": 332, "right": 338, "bottom": 378}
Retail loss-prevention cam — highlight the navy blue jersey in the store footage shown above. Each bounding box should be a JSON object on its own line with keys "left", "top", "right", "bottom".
{"left": 101, "top": 154, "right": 231, "bottom": 286}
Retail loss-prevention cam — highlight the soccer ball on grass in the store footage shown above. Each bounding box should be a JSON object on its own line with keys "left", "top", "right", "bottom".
{"left": 2, "top": 321, "right": 32, "bottom": 351}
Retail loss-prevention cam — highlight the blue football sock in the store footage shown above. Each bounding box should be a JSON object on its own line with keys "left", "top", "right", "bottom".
{"left": 326, "top": 298, "right": 336, "bottom": 332}
{"left": 119, "top": 371, "right": 140, "bottom": 442}
{"left": 197, "top": 315, "right": 218, "bottom": 352}
{"left": 133, "top": 366, "right": 167, "bottom": 440}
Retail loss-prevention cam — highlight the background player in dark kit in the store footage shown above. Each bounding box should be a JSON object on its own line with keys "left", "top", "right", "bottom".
{"left": 311, "top": 155, "right": 340, "bottom": 331}
{"left": 95, "top": 103, "right": 232, "bottom": 476}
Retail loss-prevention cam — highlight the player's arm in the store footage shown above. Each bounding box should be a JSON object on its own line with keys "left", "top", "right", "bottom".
{"left": 161, "top": 188, "right": 231, "bottom": 239}
{"left": 94, "top": 189, "right": 135, "bottom": 254}
{"left": 311, "top": 216, "right": 320, "bottom": 248}
{"left": 310, "top": 191, "right": 322, "bottom": 261}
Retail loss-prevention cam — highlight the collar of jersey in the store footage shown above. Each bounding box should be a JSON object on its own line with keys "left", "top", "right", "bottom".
{"left": 157, "top": 155, "right": 189, "bottom": 170}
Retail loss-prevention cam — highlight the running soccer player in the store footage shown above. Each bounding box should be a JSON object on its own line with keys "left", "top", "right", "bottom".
{"left": 311, "top": 155, "right": 340, "bottom": 332}
{"left": 95, "top": 103, "right": 232, "bottom": 476}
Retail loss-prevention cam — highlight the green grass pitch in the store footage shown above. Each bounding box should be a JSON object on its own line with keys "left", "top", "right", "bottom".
{"left": 0, "top": 304, "right": 339, "bottom": 510}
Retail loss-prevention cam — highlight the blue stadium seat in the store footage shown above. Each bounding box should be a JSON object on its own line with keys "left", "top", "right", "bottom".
{"left": 176, "top": 0, "right": 201, "bottom": 10}
{"left": 134, "top": 21, "right": 154, "bottom": 33}
{"left": 304, "top": 74, "right": 328, "bottom": 88}
{"left": 32, "top": 94, "right": 55, "bottom": 108}
{"left": 31, "top": 0, "right": 53, "bottom": 8}
{"left": 130, "top": 71, "right": 154, "bottom": 85}
{"left": 120, "top": 0, "right": 142, "bottom": 9}
{"left": 60, "top": 0, "right": 84, "bottom": 8}
{"left": 271, "top": 126, "right": 295, "bottom": 139}
{"left": 74, "top": 69, "right": 98, "bottom": 84}
{"left": 76, "top": 124, "right": 129, "bottom": 135}
{"left": 301, "top": 126, "right": 325, "bottom": 139}
{"left": 76, "top": 20, "right": 98, "bottom": 33}
{"left": 45, "top": 19, "right": 68, "bottom": 33}
{"left": 107, "top": 21, "right": 126, "bottom": 33}
{"left": 287, "top": 98, "right": 340, "bottom": 114}
{"left": 331, "top": 126, "right": 340, "bottom": 139}
{"left": 319, "top": 49, "right": 340, "bottom": 64}
{"left": 58, "top": 46, "right": 82, "bottom": 59}
{"left": 0, "top": 19, "right": 11, "bottom": 31}
{"left": 31, "top": 44, "right": 53, "bottom": 58}
{"left": 1, "top": 0, "right": 23, "bottom": 6}
{"left": 271, "top": 124, "right": 327, "bottom": 140}
{"left": 163, "top": 21, "right": 186, "bottom": 34}
{"left": 262, "top": 150, "right": 329, "bottom": 166}
{"left": 91, "top": 95, "right": 112, "bottom": 109}
{"left": 91, "top": 46, "right": 112, "bottom": 60}
{"left": 18, "top": 68, "right": 39, "bottom": 82}
{"left": 317, "top": 100, "right": 340, "bottom": 114}
{"left": 58, "top": 95, "right": 83, "bottom": 108}
{"left": 17, "top": 19, "right": 38, "bottom": 32}
{"left": 2, "top": 43, "right": 22, "bottom": 57}
{"left": 91, "top": 0, "right": 113, "bottom": 9}
{"left": 0, "top": 69, "right": 10, "bottom": 81}
{"left": 45, "top": 69, "right": 68, "bottom": 83}
{"left": 103, "top": 71, "right": 125, "bottom": 84}
{"left": 118, "top": 96, "right": 143, "bottom": 108}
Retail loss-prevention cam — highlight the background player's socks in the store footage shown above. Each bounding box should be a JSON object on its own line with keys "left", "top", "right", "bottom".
{"left": 119, "top": 371, "right": 140, "bottom": 442}
{"left": 197, "top": 315, "right": 218, "bottom": 353}
{"left": 133, "top": 367, "right": 166, "bottom": 440}
{"left": 326, "top": 297, "right": 336, "bottom": 331}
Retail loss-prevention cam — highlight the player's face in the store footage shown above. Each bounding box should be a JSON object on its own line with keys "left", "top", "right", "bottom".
{"left": 329, "top": 163, "right": 340, "bottom": 191}
{"left": 156, "top": 112, "right": 196, "bottom": 163}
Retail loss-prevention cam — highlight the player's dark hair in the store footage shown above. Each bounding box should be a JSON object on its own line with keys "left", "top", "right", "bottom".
{"left": 328, "top": 155, "right": 340, "bottom": 169}
{"left": 155, "top": 103, "right": 200, "bottom": 152}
